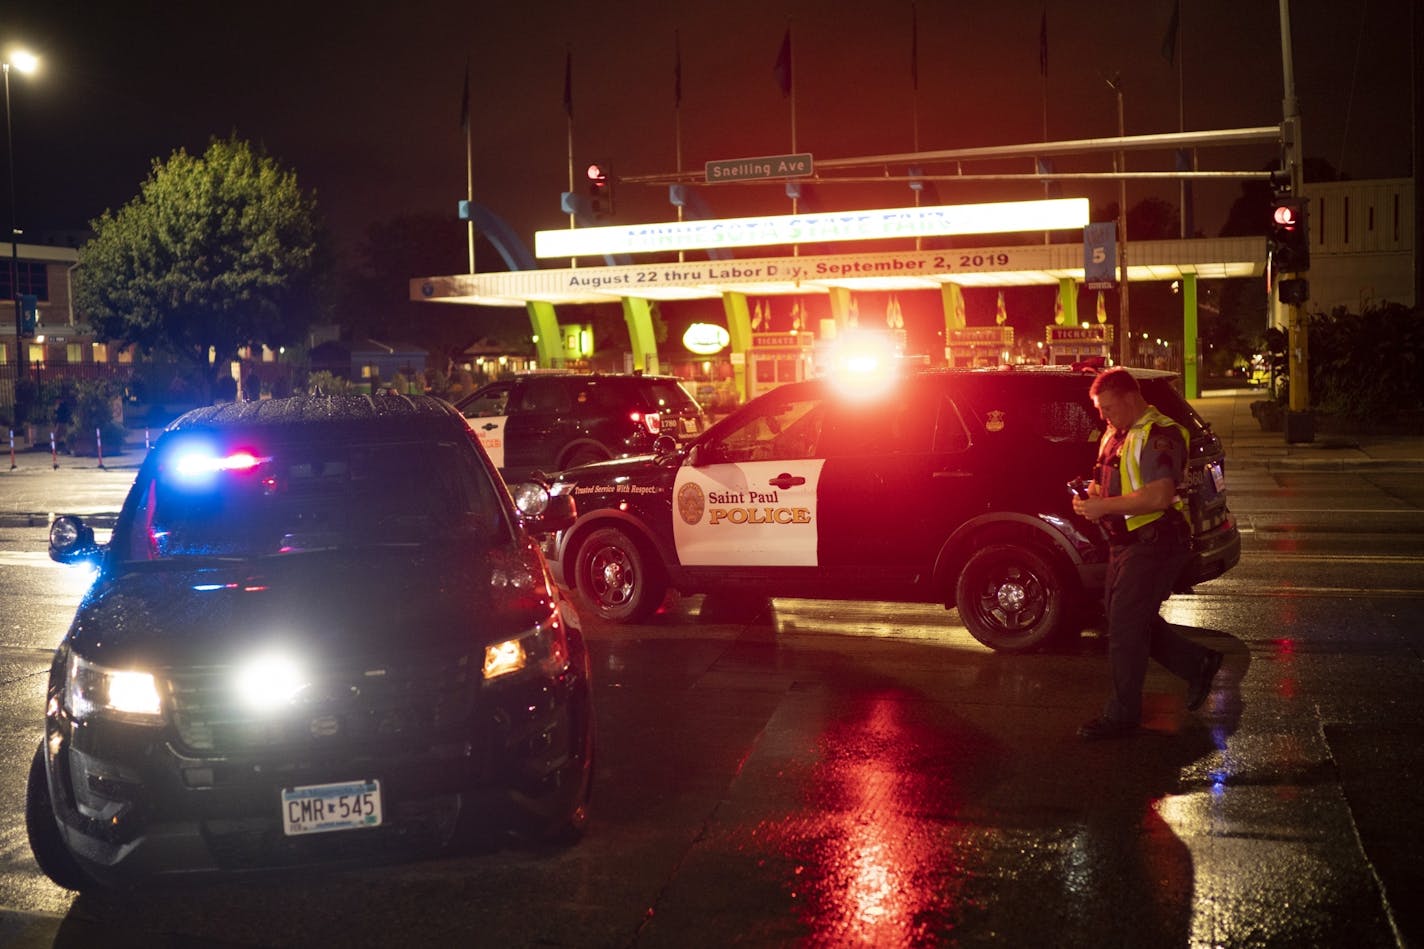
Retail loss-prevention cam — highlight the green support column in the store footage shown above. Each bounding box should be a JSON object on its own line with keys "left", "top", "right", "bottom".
{"left": 721, "top": 291, "right": 753, "bottom": 405}
{"left": 620, "top": 297, "right": 661, "bottom": 375}
{"left": 1182, "top": 274, "right": 1199, "bottom": 398}
{"left": 1059, "top": 277, "right": 1079, "bottom": 326}
{"left": 525, "top": 300, "right": 563, "bottom": 368}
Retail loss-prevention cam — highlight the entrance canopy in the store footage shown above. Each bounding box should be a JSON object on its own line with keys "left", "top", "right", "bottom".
{"left": 413, "top": 235, "right": 1266, "bottom": 308}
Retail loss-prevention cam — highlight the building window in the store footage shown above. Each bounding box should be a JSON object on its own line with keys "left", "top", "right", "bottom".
{"left": 0, "top": 261, "right": 50, "bottom": 301}
{"left": 67, "top": 343, "right": 83, "bottom": 363}
{"left": 92, "top": 342, "right": 109, "bottom": 363}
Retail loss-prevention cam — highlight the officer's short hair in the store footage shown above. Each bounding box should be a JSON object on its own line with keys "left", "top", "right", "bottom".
{"left": 1089, "top": 367, "right": 1140, "bottom": 399}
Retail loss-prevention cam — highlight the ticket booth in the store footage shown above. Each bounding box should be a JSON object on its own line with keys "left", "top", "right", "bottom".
{"left": 1045, "top": 325, "right": 1115, "bottom": 365}
{"left": 746, "top": 332, "right": 816, "bottom": 401}
{"left": 947, "top": 327, "right": 1014, "bottom": 367}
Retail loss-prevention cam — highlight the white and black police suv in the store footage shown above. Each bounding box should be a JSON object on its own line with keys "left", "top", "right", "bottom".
{"left": 530, "top": 363, "right": 1240, "bottom": 653}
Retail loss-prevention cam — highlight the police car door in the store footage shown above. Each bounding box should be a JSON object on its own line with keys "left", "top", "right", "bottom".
{"left": 673, "top": 385, "right": 825, "bottom": 569}
{"left": 459, "top": 381, "right": 513, "bottom": 469}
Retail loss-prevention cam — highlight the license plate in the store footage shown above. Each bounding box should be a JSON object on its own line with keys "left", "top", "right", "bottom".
{"left": 282, "top": 779, "right": 382, "bottom": 836}
{"left": 1209, "top": 462, "right": 1225, "bottom": 493}
{"left": 680, "top": 418, "right": 699, "bottom": 434}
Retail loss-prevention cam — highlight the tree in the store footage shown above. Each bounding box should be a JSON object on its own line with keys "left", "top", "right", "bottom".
{"left": 75, "top": 137, "right": 328, "bottom": 398}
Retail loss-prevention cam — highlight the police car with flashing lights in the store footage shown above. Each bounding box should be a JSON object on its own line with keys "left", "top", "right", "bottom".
{"left": 28, "top": 395, "right": 591, "bottom": 890}
{"left": 533, "top": 365, "right": 1241, "bottom": 652}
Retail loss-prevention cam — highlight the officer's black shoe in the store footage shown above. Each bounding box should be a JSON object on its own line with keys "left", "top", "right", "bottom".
{"left": 1076, "top": 717, "right": 1139, "bottom": 741}
{"left": 1186, "top": 650, "right": 1224, "bottom": 712}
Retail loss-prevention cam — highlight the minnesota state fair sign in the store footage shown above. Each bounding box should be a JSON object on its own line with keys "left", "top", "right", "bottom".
{"left": 683, "top": 323, "right": 730, "bottom": 355}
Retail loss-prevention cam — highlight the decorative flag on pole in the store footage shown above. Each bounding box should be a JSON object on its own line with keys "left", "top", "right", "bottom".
{"left": 849, "top": 296, "right": 860, "bottom": 326}
{"left": 1039, "top": 10, "right": 1048, "bottom": 77}
{"left": 563, "top": 50, "right": 573, "bottom": 118}
{"left": 460, "top": 61, "right": 470, "bottom": 133}
{"left": 773, "top": 28, "right": 792, "bottom": 97}
{"left": 673, "top": 31, "right": 682, "bottom": 108}
{"left": 1161, "top": 0, "right": 1180, "bottom": 65}
{"left": 995, "top": 291, "right": 1007, "bottom": 326}
{"left": 911, "top": 2, "right": 919, "bottom": 91}
{"left": 1054, "top": 287, "right": 1066, "bottom": 326}
{"left": 1096, "top": 290, "right": 1108, "bottom": 324}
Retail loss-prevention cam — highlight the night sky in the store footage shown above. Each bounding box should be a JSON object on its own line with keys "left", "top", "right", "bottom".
{"left": 3, "top": 0, "right": 1414, "bottom": 269}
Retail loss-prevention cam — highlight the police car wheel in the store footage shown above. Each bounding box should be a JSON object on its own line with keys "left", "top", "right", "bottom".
{"left": 954, "top": 543, "right": 1068, "bottom": 653}
{"left": 573, "top": 527, "right": 666, "bottom": 623}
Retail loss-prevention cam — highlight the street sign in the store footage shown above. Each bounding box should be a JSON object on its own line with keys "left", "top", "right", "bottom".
{"left": 706, "top": 153, "right": 813, "bottom": 183}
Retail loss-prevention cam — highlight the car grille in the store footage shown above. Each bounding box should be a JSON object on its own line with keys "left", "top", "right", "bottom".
{"left": 165, "top": 653, "right": 476, "bottom": 754}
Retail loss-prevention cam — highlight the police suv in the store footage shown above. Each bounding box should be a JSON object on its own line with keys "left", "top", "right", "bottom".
{"left": 535, "top": 364, "right": 1241, "bottom": 652}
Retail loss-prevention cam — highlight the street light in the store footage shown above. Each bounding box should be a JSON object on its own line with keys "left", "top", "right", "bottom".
{"left": 4, "top": 47, "right": 39, "bottom": 386}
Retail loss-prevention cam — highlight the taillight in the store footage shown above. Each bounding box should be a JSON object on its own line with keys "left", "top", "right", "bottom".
{"left": 631, "top": 411, "right": 661, "bottom": 435}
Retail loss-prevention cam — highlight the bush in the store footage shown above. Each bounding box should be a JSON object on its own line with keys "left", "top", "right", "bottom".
{"left": 1307, "top": 303, "right": 1424, "bottom": 421}
{"left": 303, "top": 370, "right": 354, "bottom": 395}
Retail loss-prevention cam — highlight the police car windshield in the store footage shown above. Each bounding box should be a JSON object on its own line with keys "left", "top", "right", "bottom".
{"left": 117, "top": 438, "right": 498, "bottom": 562}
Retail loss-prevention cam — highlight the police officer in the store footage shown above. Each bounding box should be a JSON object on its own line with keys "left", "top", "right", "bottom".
{"left": 1071, "top": 367, "right": 1223, "bottom": 740}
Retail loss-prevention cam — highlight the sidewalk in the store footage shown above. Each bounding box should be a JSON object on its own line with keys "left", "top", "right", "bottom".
{"left": 1190, "top": 387, "right": 1424, "bottom": 471}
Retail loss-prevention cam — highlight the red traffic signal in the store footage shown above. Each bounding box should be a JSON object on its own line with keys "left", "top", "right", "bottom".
{"left": 585, "top": 161, "right": 612, "bottom": 216}
{"left": 1269, "top": 197, "right": 1309, "bottom": 274}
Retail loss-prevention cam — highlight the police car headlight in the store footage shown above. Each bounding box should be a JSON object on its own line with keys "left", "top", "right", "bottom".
{"left": 511, "top": 482, "right": 551, "bottom": 517}
{"left": 483, "top": 610, "right": 569, "bottom": 682}
{"left": 65, "top": 652, "right": 164, "bottom": 725}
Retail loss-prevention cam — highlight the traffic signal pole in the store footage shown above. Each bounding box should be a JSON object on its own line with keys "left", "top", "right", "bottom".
{"left": 1278, "top": 0, "right": 1311, "bottom": 440}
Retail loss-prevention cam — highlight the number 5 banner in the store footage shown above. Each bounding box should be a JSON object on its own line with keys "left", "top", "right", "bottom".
{"left": 1083, "top": 222, "right": 1116, "bottom": 289}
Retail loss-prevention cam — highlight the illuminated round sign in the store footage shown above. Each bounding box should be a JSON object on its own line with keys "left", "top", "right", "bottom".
{"left": 682, "top": 323, "right": 730, "bottom": 355}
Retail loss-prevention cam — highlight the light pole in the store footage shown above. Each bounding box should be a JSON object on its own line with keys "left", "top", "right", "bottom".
{"left": 4, "top": 48, "right": 39, "bottom": 387}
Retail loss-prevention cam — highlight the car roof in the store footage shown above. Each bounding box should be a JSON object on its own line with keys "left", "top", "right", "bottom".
{"left": 166, "top": 394, "right": 465, "bottom": 438}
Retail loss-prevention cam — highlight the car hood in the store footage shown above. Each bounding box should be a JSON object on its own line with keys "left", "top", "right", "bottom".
{"left": 552, "top": 451, "right": 674, "bottom": 483}
{"left": 68, "top": 542, "right": 546, "bottom": 668}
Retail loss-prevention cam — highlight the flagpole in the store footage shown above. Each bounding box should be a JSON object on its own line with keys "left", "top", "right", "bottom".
{"left": 789, "top": 23, "right": 798, "bottom": 217}
{"left": 564, "top": 48, "right": 577, "bottom": 268}
{"left": 912, "top": 1, "right": 922, "bottom": 251}
{"left": 463, "top": 60, "right": 475, "bottom": 275}
{"left": 674, "top": 29, "right": 685, "bottom": 263}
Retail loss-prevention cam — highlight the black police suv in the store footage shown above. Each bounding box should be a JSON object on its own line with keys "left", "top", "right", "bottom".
{"left": 534, "top": 365, "right": 1240, "bottom": 652}
{"left": 455, "top": 371, "right": 705, "bottom": 481}
{"left": 28, "top": 395, "right": 592, "bottom": 890}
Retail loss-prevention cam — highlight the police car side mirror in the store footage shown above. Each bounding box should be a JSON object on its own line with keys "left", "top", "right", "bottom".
{"left": 651, "top": 434, "right": 679, "bottom": 457}
{"left": 687, "top": 443, "right": 719, "bottom": 467}
{"left": 49, "top": 515, "right": 104, "bottom": 566}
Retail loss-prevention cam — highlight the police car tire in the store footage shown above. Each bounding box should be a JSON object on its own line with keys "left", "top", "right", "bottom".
{"left": 25, "top": 742, "right": 94, "bottom": 891}
{"left": 573, "top": 527, "right": 666, "bottom": 623}
{"left": 954, "top": 543, "right": 1068, "bottom": 653}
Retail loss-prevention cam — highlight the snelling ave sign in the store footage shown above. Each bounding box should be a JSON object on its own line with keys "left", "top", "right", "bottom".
{"left": 706, "top": 153, "right": 813, "bottom": 183}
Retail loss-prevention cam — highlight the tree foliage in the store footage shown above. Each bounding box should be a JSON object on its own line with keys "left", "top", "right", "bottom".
{"left": 75, "top": 137, "right": 327, "bottom": 396}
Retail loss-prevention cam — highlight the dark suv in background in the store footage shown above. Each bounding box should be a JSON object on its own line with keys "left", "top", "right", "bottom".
{"left": 457, "top": 372, "right": 705, "bottom": 481}
{"left": 533, "top": 364, "right": 1240, "bottom": 653}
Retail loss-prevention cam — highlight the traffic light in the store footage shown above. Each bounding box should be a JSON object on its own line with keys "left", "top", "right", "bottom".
{"left": 1278, "top": 278, "right": 1310, "bottom": 306}
{"left": 1270, "top": 196, "right": 1310, "bottom": 274}
{"left": 586, "top": 161, "right": 613, "bottom": 217}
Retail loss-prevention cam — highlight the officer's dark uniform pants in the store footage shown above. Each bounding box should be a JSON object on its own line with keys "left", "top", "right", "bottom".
{"left": 1101, "top": 521, "right": 1209, "bottom": 725}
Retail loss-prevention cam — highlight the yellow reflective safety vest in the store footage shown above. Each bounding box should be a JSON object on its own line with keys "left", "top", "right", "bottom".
{"left": 1111, "top": 406, "right": 1187, "bottom": 532}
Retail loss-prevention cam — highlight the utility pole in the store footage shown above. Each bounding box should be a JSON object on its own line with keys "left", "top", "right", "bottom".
{"left": 1278, "top": 0, "right": 1312, "bottom": 441}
